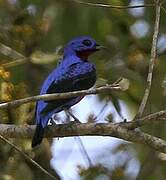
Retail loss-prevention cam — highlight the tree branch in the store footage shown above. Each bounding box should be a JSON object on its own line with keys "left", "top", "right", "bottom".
{"left": 0, "top": 43, "right": 25, "bottom": 59}
{"left": 136, "top": 1, "right": 161, "bottom": 118}
{"left": 72, "top": 0, "right": 154, "bottom": 9}
{"left": 0, "top": 120, "right": 166, "bottom": 153}
{"left": 1, "top": 59, "right": 28, "bottom": 68}
{"left": 161, "top": 5, "right": 166, "bottom": 14}
{"left": 0, "top": 135, "right": 60, "bottom": 180}
{"left": 0, "top": 84, "right": 124, "bottom": 109}
{"left": 0, "top": 42, "right": 28, "bottom": 68}
{"left": 119, "top": 109, "right": 166, "bottom": 129}
{"left": 1, "top": 108, "right": 166, "bottom": 137}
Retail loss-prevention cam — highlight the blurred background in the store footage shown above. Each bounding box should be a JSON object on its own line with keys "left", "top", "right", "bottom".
{"left": 0, "top": 0, "right": 166, "bottom": 179}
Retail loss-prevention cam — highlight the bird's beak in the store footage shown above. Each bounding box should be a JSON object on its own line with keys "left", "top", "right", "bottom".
{"left": 95, "top": 44, "right": 107, "bottom": 51}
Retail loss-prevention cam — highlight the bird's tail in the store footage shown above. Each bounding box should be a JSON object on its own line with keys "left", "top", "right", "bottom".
{"left": 32, "top": 124, "right": 44, "bottom": 148}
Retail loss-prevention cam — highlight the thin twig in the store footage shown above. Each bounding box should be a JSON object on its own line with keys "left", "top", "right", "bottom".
{"left": 1, "top": 59, "right": 28, "bottom": 68}
{"left": 0, "top": 43, "right": 28, "bottom": 68}
{"left": 72, "top": 0, "right": 154, "bottom": 9}
{"left": 95, "top": 100, "right": 109, "bottom": 121}
{"left": 118, "top": 109, "right": 166, "bottom": 129}
{"left": 0, "top": 84, "right": 122, "bottom": 109}
{"left": 0, "top": 43, "right": 25, "bottom": 59}
{"left": 135, "top": 1, "right": 161, "bottom": 119}
{"left": 65, "top": 110, "right": 93, "bottom": 167}
{"left": 0, "top": 135, "right": 60, "bottom": 180}
{"left": 161, "top": 5, "right": 166, "bottom": 14}
{"left": 75, "top": 137, "right": 93, "bottom": 166}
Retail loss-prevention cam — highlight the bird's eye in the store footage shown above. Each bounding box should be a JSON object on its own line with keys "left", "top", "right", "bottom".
{"left": 82, "top": 39, "right": 92, "bottom": 46}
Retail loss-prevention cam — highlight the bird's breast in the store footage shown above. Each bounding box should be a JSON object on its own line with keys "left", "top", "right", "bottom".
{"left": 74, "top": 65, "right": 96, "bottom": 90}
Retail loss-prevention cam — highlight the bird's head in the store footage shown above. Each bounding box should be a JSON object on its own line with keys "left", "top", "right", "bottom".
{"left": 64, "top": 36, "right": 102, "bottom": 60}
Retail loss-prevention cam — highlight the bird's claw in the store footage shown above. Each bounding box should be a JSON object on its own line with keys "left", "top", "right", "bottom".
{"left": 68, "top": 119, "right": 81, "bottom": 125}
{"left": 47, "top": 117, "right": 59, "bottom": 126}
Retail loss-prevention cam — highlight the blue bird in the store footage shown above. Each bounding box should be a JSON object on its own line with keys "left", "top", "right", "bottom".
{"left": 32, "top": 36, "right": 102, "bottom": 147}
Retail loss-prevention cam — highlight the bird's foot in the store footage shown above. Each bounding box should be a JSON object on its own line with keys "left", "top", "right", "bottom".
{"left": 47, "top": 116, "right": 63, "bottom": 126}
{"left": 48, "top": 118, "right": 56, "bottom": 126}
{"left": 68, "top": 119, "right": 81, "bottom": 126}
{"left": 123, "top": 118, "right": 127, "bottom": 123}
{"left": 64, "top": 108, "right": 81, "bottom": 123}
{"left": 73, "top": 118, "right": 81, "bottom": 124}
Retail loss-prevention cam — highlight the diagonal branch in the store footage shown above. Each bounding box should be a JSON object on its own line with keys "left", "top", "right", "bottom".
{"left": 72, "top": 0, "right": 154, "bottom": 9}
{"left": 0, "top": 83, "right": 124, "bottom": 109}
{"left": 119, "top": 109, "right": 166, "bottom": 129}
{"left": 135, "top": 1, "right": 161, "bottom": 119}
{"left": 1, "top": 59, "right": 28, "bottom": 68}
{"left": 65, "top": 110, "right": 93, "bottom": 166}
{"left": 0, "top": 42, "right": 25, "bottom": 59}
{"left": 0, "top": 42, "right": 28, "bottom": 68}
{"left": 0, "top": 135, "right": 60, "bottom": 180}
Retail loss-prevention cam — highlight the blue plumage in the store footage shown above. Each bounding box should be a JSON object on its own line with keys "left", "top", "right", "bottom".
{"left": 32, "top": 36, "right": 101, "bottom": 147}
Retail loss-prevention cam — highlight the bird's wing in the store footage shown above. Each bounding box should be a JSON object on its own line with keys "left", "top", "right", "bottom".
{"left": 40, "top": 62, "right": 96, "bottom": 116}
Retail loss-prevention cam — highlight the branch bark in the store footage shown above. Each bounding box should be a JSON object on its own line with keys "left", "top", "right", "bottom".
{"left": 0, "top": 122, "right": 166, "bottom": 154}
{"left": 0, "top": 135, "right": 60, "bottom": 180}
{"left": 0, "top": 42, "right": 25, "bottom": 59}
{"left": 119, "top": 109, "right": 166, "bottom": 129}
{"left": 136, "top": 1, "right": 161, "bottom": 118}
{"left": 72, "top": 0, "right": 154, "bottom": 9}
{"left": 0, "top": 84, "right": 122, "bottom": 109}
{"left": 0, "top": 42, "right": 29, "bottom": 68}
